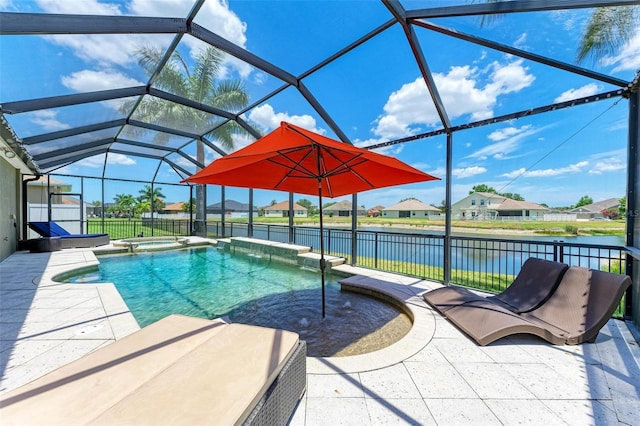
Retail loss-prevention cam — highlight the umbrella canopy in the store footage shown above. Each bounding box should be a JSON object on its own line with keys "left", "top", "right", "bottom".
{"left": 183, "top": 121, "right": 439, "bottom": 317}
{"left": 184, "top": 122, "right": 438, "bottom": 197}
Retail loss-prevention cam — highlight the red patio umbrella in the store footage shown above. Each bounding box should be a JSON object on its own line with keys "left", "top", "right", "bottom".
{"left": 184, "top": 121, "right": 439, "bottom": 317}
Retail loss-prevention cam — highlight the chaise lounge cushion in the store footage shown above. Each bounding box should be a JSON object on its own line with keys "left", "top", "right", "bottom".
{"left": 28, "top": 221, "right": 109, "bottom": 248}
{"left": 444, "top": 267, "right": 631, "bottom": 346}
{"left": 423, "top": 257, "right": 568, "bottom": 315}
{"left": 28, "top": 221, "right": 72, "bottom": 237}
{"left": 0, "top": 314, "right": 305, "bottom": 425}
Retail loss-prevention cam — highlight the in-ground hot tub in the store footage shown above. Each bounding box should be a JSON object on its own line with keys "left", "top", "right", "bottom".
{"left": 112, "top": 236, "right": 190, "bottom": 252}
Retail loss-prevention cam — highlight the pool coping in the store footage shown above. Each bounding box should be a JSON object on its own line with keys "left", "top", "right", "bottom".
{"left": 306, "top": 271, "right": 439, "bottom": 374}
{"left": 43, "top": 241, "right": 444, "bottom": 375}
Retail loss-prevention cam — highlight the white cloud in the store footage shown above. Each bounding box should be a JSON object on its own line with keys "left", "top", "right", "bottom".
{"left": 513, "top": 33, "right": 527, "bottom": 49}
{"left": 227, "top": 132, "right": 256, "bottom": 152}
{"left": 247, "top": 104, "right": 325, "bottom": 135}
{"left": 128, "top": 0, "right": 193, "bottom": 16}
{"left": 500, "top": 161, "right": 588, "bottom": 178}
{"left": 36, "top": 0, "right": 250, "bottom": 77}
{"left": 175, "top": 0, "right": 252, "bottom": 78}
{"left": 37, "top": 0, "right": 122, "bottom": 14}
{"left": 550, "top": 10, "right": 582, "bottom": 32}
{"left": 61, "top": 69, "right": 144, "bottom": 111}
{"left": 601, "top": 32, "right": 640, "bottom": 73}
{"left": 589, "top": 157, "right": 626, "bottom": 175}
{"left": 36, "top": 0, "right": 162, "bottom": 67}
{"left": 590, "top": 148, "right": 626, "bottom": 160}
{"left": 61, "top": 70, "right": 143, "bottom": 91}
{"left": 488, "top": 125, "right": 533, "bottom": 142}
{"left": 453, "top": 166, "right": 487, "bottom": 179}
{"left": 76, "top": 153, "right": 135, "bottom": 168}
{"left": 76, "top": 154, "right": 107, "bottom": 168}
{"left": 47, "top": 33, "right": 169, "bottom": 67}
{"left": 485, "top": 59, "right": 536, "bottom": 95}
{"left": 30, "top": 110, "right": 70, "bottom": 131}
{"left": 130, "top": 0, "right": 251, "bottom": 78}
{"left": 106, "top": 152, "right": 136, "bottom": 166}
{"left": 468, "top": 125, "right": 538, "bottom": 160}
{"left": 371, "top": 59, "right": 535, "bottom": 141}
{"left": 554, "top": 83, "right": 601, "bottom": 103}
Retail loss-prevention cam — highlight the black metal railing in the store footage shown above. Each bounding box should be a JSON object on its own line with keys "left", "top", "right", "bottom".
{"left": 86, "top": 219, "right": 190, "bottom": 239}
{"left": 449, "top": 236, "right": 626, "bottom": 293}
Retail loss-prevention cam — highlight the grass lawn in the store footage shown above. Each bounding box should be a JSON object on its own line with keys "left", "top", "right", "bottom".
{"left": 90, "top": 216, "right": 625, "bottom": 238}
{"left": 227, "top": 216, "right": 626, "bottom": 236}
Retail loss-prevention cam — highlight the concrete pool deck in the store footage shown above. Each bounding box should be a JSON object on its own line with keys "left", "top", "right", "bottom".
{"left": 1, "top": 244, "right": 639, "bottom": 425}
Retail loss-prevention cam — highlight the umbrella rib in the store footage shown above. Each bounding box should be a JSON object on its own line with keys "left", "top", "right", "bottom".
{"left": 268, "top": 147, "right": 318, "bottom": 188}
{"left": 321, "top": 148, "right": 376, "bottom": 189}
{"left": 268, "top": 144, "right": 378, "bottom": 193}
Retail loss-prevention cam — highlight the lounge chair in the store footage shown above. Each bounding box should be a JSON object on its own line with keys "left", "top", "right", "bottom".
{"left": 27, "top": 221, "right": 109, "bottom": 250}
{"left": 443, "top": 266, "right": 631, "bottom": 346}
{"left": 0, "top": 314, "right": 307, "bottom": 425}
{"left": 423, "top": 257, "right": 569, "bottom": 315}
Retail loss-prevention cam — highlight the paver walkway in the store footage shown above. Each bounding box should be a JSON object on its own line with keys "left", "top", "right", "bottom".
{"left": 1, "top": 246, "right": 639, "bottom": 425}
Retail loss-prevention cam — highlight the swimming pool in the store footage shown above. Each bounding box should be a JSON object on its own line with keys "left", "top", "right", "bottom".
{"left": 62, "top": 247, "right": 411, "bottom": 357}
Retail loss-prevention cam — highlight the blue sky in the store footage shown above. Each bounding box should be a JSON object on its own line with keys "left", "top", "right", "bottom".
{"left": 1, "top": 0, "right": 639, "bottom": 209}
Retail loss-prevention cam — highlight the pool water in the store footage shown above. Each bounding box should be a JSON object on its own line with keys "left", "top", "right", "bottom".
{"left": 63, "top": 247, "right": 411, "bottom": 357}
{"left": 134, "top": 241, "right": 176, "bottom": 246}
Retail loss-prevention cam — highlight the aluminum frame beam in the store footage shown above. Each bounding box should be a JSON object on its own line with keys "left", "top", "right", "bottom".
{"left": 113, "top": 138, "right": 178, "bottom": 153}
{"left": 367, "top": 88, "right": 628, "bottom": 150}
{"left": 1, "top": 87, "right": 146, "bottom": 114}
{"left": 0, "top": 12, "right": 187, "bottom": 34}
{"left": 201, "top": 136, "right": 229, "bottom": 157}
{"left": 149, "top": 88, "right": 236, "bottom": 120}
{"left": 189, "top": 22, "right": 298, "bottom": 86}
{"left": 298, "top": 81, "right": 352, "bottom": 144}
{"left": 108, "top": 148, "right": 163, "bottom": 161}
{"left": 384, "top": 0, "right": 451, "bottom": 129}
{"left": 413, "top": 20, "right": 629, "bottom": 88}
{"left": 164, "top": 158, "right": 192, "bottom": 178}
{"left": 32, "top": 138, "right": 114, "bottom": 161}
{"left": 38, "top": 148, "right": 109, "bottom": 169}
{"left": 406, "top": 0, "right": 640, "bottom": 19}
{"left": 176, "top": 150, "right": 205, "bottom": 169}
{"left": 127, "top": 119, "right": 201, "bottom": 140}
{"left": 22, "top": 120, "right": 126, "bottom": 145}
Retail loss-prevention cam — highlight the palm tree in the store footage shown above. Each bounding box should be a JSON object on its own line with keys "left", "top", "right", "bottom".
{"left": 113, "top": 193, "right": 136, "bottom": 218}
{"left": 577, "top": 6, "right": 639, "bottom": 64}
{"left": 123, "top": 46, "right": 250, "bottom": 236}
{"left": 181, "top": 198, "right": 196, "bottom": 213}
{"left": 472, "top": 2, "right": 638, "bottom": 64}
{"left": 138, "top": 184, "right": 166, "bottom": 211}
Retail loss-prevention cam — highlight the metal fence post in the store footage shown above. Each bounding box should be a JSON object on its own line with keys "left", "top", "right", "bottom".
{"left": 374, "top": 232, "right": 379, "bottom": 269}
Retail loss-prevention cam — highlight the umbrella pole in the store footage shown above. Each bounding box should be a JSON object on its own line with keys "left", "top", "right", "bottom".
{"left": 318, "top": 182, "right": 326, "bottom": 319}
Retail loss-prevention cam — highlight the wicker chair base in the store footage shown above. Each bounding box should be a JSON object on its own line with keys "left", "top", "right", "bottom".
{"left": 244, "top": 341, "right": 307, "bottom": 426}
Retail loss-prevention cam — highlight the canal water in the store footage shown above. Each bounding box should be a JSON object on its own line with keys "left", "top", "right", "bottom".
{"left": 220, "top": 223, "right": 626, "bottom": 274}
{"left": 359, "top": 226, "right": 625, "bottom": 246}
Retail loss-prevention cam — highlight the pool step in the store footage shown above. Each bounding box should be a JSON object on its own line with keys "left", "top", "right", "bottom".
{"left": 214, "top": 237, "right": 345, "bottom": 271}
{"left": 297, "top": 252, "right": 345, "bottom": 269}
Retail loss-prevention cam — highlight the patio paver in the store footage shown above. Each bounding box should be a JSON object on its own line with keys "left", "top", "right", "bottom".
{"left": 1, "top": 245, "right": 639, "bottom": 425}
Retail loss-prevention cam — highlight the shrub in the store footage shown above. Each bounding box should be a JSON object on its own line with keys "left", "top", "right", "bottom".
{"left": 565, "top": 225, "right": 579, "bottom": 235}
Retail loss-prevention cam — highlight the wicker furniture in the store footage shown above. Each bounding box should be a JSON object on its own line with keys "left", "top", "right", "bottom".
{"left": 27, "top": 236, "right": 62, "bottom": 252}
{"left": 0, "top": 315, "right": 307, "bottom": 425}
